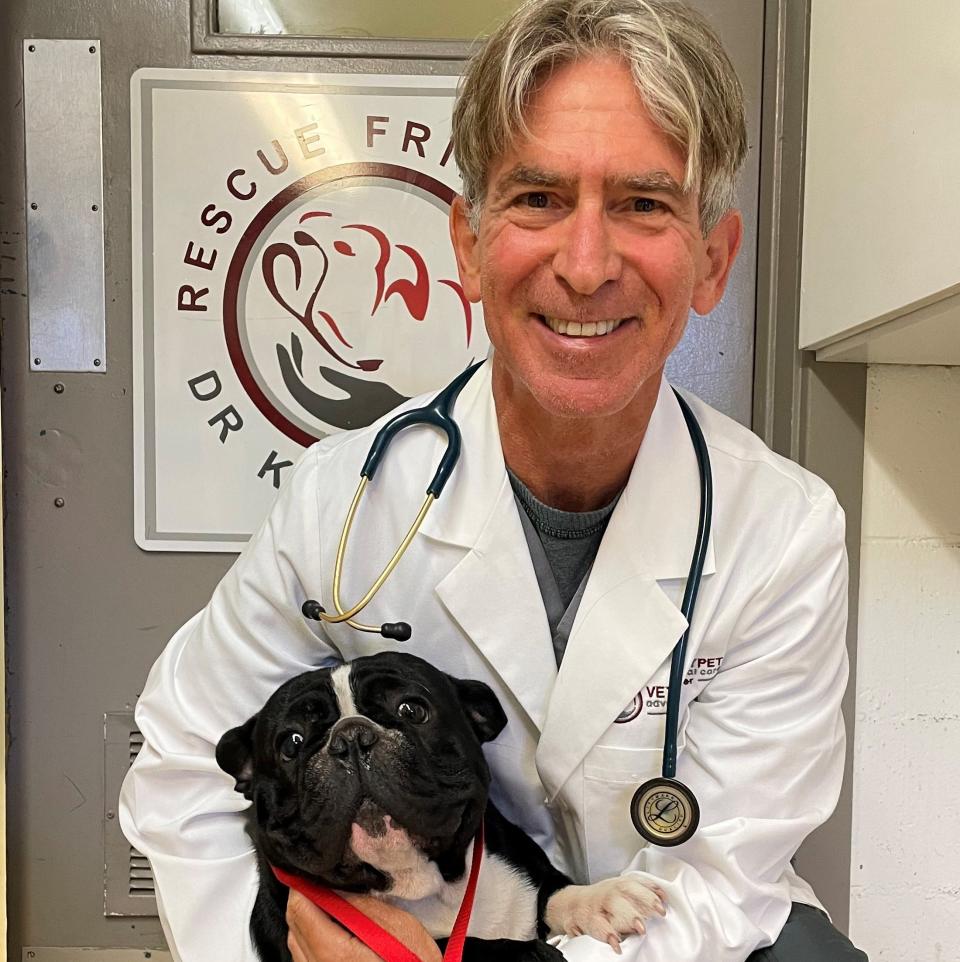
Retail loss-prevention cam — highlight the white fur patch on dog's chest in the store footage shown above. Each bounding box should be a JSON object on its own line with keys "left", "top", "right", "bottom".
{"left": 379, "top": 843, "right": 539, "bottom": 941}
{"left": 350, "top": 816, "right": 538, "bottom": 940}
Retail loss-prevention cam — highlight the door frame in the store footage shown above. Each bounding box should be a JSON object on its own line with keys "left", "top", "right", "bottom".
{"left": 754, "top": 0, "right": 866, "bottom": 931}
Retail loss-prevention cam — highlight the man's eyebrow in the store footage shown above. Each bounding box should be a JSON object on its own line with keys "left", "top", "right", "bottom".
{"left": 612, "top": 170, "right": 687, "bottom": 197}
{"left": 490, "top": 165, "right": 688, "bottom": 199}
{"left": 490, "top": 165, "right": 572, "bottom": 198}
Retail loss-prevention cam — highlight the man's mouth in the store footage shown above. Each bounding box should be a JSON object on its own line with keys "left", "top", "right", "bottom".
{"left": 536, "top": 314, "right": 631, "bottom": 338}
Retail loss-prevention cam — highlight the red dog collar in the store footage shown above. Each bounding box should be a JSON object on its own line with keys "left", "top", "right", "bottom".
{"left": 272, "top": 821, "right": 485, "bottom": 962}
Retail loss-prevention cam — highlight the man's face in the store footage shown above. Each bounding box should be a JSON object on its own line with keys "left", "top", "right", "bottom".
{"left": 451, "top": 56, "right": 741, "bottom": 420}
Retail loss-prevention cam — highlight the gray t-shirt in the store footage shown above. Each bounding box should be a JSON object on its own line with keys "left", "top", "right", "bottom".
{"left": 508, "top": 469, "right": 621, "bottom": 665}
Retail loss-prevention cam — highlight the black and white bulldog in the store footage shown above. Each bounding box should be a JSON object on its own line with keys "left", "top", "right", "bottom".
{"left": 217, "top": 651, "right": 666, "bottom": 962}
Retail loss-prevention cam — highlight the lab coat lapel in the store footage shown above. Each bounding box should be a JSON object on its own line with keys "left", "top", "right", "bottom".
{"left": 536, "top": 380, "right": 716, "bottom": 800}
{"left": 424, "top": 362, "right": 558, "bottom": 732}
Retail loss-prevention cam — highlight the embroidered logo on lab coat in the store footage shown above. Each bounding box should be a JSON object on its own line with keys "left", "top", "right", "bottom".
{"left": 616, "top": 658, "right": 724, "bottom": 723}
{"left": 616, "top": 684, "right": 669, "bottom": 722}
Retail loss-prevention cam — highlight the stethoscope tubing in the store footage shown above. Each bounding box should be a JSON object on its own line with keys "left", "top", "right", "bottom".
{"left": 663, "top": 389, "right": 713, "bottom": 779}
{"left": 361, "top": 360, "right": 485, "bottom": 496}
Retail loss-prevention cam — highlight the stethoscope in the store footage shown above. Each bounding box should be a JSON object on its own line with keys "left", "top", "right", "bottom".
{"left": 302, "top": 360, "right": 712, "bottom": 847}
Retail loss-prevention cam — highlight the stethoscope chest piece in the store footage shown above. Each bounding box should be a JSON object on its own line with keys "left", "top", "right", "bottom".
{"left": 630, "top": 777, "right": 700, "bottom": 847}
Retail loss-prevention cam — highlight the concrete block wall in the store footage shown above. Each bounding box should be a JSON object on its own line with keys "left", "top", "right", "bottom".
{"left": 849, "top": 365, "right": 960, "bottom": 961}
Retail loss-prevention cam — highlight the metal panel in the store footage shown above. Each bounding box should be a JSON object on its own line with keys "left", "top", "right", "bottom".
{"left": 22, "top": 38, "right": 106, "bottom": 373}
{"left": 23, "top": 951, "right": 171, "bottom": 962}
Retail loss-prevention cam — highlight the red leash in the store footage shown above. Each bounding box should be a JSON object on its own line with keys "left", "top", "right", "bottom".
{"left": 273, "top": 821, "right": 485, "bottom": 962}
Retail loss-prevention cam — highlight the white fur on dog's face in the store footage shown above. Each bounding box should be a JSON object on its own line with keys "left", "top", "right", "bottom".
{"left": 330, "top": 665, "right": 358, "bottom": 716}
{"left": 349, "top": 814, "right": 445, "bottom": 901}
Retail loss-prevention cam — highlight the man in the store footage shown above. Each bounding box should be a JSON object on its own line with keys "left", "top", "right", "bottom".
{"left": 121, "top": 1, "right": 868, "bottom": 960}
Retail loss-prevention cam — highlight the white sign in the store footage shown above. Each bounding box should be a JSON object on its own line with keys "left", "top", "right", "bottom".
{"left": 133, "top": 68, "right": 487, "bottom": 551}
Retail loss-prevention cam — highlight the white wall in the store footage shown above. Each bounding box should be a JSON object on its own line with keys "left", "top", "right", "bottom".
{"left": 850, "top": 365, "right": 960, "bottom": 961}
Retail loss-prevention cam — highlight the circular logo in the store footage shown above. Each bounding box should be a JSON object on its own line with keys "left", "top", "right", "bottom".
{"left": 223, "top": 163, "right": 486, "bottom": 446}
{"left": 615, "top": 694, "right": 643, "bottom": 724}
{"left": 630, "top": 777, "right": 700, "bottom": 847}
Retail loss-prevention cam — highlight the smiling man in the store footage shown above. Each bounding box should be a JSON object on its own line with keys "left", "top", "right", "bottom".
{"left": 121, "top": 2, "right": 868, "bottom": 961}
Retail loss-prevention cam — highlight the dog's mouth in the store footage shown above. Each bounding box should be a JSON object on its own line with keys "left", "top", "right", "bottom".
{"left": 347, "top": 796, "right": 471, "bottom": 859}
{"left": 346, "top": 797, "right": 464, "bottom": 900}
{"left": 352, "top": 797, "right": 392, "bottom": 838}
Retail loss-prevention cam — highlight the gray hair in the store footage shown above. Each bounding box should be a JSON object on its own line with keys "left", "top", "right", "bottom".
{"left": 452, "top": 0, "right": 747, "bottom": 234}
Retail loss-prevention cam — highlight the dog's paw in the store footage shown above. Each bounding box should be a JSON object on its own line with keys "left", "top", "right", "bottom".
{"left": 544, "top": 877, "right": 667, "bottom": 954}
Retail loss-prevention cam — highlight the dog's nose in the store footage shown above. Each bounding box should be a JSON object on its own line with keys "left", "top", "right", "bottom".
{"left": 327, "top": 717, "right": 380, "bottom": 758}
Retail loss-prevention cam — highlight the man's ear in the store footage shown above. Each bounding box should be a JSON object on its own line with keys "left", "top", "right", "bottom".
{"left": 452, "top": 677, "right": 508, "bottom": 744}
{"left": 449, "top": 195, "right": 483, "bottom": 304}
{"left": 691, "top": 208, "right": 743, "bottom": 316}
{"left": 215, "top": 715, "right": 258, "bottom": 800}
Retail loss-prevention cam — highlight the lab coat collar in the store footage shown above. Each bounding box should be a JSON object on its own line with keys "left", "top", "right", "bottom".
{"left": 433, "top": 475, "right": 559, "bottom": 734}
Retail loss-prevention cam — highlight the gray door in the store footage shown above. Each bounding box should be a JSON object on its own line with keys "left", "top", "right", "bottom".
{"left": 0, "top": 0, "right": 762, "bottom": 955}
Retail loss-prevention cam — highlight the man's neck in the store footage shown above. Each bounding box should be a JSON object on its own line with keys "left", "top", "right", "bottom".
{"left": 492, "top": 362, "right": 663, "bottom": 512}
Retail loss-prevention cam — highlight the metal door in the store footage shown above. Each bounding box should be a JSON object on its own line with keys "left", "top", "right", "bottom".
{"left": 0, "top": 0, "right": 763, "bottom": 956}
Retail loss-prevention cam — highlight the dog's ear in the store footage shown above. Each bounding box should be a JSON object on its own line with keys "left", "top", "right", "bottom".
{"left": 216, "top": 715, "right": 258, "bottom": 800}
{"left": 452, "top": 678, "right": 508, "bottom": 744}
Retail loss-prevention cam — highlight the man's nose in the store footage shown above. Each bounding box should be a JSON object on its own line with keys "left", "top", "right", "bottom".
{"left": 551, "top": 206, "right": 622, "bottom": 295}
{"left": 327, "top": 717, "right": 380, "bottom": 758}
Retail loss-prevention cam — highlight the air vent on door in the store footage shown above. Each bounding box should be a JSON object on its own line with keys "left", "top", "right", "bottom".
{"left": 104, "top": 713, "right": 159, "bottom": 916}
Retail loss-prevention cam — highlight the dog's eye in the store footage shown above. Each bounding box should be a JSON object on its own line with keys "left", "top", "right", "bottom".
{"left": 397, "top": 700, "right": 429, "bottom": 725}
{"left": 278, "top": 731, "right": 304, "bottom": 760}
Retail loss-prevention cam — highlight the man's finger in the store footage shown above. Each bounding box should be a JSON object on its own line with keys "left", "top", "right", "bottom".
{"left": 336, "top": 893, "right": 442, "bottom": 961}
{"left": 286, "top": 890, "right": 378, "bottom": 962}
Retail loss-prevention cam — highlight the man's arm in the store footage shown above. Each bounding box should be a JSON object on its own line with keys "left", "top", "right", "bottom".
{"left": 119, "top": 447, "right": 338, "bottom": 962}
{"left": 558, "top": 490, "right": 849, "bottom": 960}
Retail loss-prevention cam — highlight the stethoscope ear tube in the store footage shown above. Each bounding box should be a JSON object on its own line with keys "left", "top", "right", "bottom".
{"left": 360, "top": 360, "right": 484, "bottom": 497}
{"left": 304, "top": 361, "right": 485, "bottom": 639}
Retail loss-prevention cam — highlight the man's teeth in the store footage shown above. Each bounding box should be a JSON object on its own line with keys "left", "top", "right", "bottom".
{"left": 543, "top": 316, "right": 626, "bottom": 337}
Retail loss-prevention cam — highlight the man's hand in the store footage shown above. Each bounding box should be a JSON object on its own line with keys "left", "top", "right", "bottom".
{"left": 286, "top": 889, "right": 443, "bottom": 962}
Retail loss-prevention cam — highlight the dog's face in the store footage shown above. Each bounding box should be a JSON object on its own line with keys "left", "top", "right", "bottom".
{"left": 216, "top": 651, "right": 507, "bottom": 893}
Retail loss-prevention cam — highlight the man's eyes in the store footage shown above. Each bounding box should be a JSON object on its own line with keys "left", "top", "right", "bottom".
{"left": 518, "top": 191, "right": 550, "bottom": 209}
{"left": 633, "top": 197, "right": 664, "bottom": 213}
{"left": 511, "top": 193, "right": 667, "bottom": 213}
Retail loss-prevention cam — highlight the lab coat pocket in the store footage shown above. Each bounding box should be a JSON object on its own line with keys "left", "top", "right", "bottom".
{"left": 582, "top": 742, "right": 679, "bottom": 881}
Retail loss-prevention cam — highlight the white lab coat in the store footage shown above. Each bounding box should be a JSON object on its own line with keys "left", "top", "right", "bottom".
{"left": 120, "top": 362, "right": 849, "bottom": 962}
